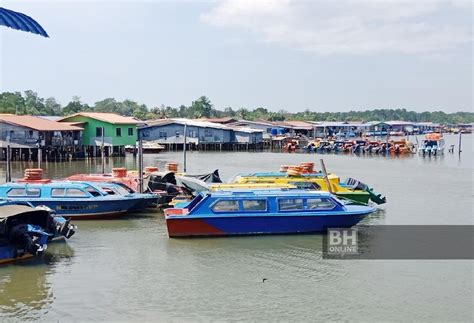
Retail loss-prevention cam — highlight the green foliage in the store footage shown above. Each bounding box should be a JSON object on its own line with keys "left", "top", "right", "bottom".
{"left": 0, "top": 91, "right": 472, "bottom": 124}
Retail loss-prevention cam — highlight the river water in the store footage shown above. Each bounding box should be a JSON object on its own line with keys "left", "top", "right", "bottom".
{"left": 0, "top": 134, "right": 472, "bottom": 321}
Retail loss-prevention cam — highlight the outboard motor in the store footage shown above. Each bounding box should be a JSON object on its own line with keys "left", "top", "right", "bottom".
{"left": 345, "top": 178, "right": 387, "bottom": 205}
{"left": 364, "top": 144, "right": 372, "bottom": 153}
{"left": 50, "top": 216, "right": 75, "bottom": 239}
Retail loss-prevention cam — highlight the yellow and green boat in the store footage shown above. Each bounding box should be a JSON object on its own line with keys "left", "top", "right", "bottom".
{"left": 209, "top": 183, "right": 296, "bottom": 191}
{"left": 230, "top": 172, "right": 386, "bottom": 205}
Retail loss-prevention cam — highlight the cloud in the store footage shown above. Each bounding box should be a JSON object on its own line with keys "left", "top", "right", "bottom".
{"left": 201, "top": 0, "right": 473, "bottom": 55}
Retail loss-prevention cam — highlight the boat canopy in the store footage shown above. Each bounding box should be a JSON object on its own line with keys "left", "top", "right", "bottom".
{"left": 0, "top": 205, "right": 51, "bottom": 234}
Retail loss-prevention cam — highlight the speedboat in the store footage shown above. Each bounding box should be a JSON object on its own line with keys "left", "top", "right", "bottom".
{"left": 90, "top": 182, "right": 159, "bottom": 211}
{"left": 389, "top": 139, "right": 415, "bottom": 155}
{"left": 125, "top": 141, "right": 165, "bottom": 154}
{"left": 0, "top": 202, "right": 75, "bottom": 264}
{"left": 0, "top": 182, "right": 159, "bottom": 219}
{"left": 66, "top": 167, "right": 140, "bottom": 191}
{"left": 418, "top": 133, "right": 445, "bottom": 156}
{"left": 231, "top": 172, "right": 386, "bottom": 205}
{"left": 164, "top": 190, "right": 375, "bottom": 237}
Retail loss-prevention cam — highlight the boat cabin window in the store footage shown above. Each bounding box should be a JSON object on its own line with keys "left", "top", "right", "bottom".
{"left": 65, "top": 188, "right": 88, "bottom": 197}
{"left": 289, "top": 182, "right": 321, "bottom": 190}
{"left": 86, "top": 187, "right": 102, "bottom": 197}
{"left": 186, "top": 194, "right": 204, "bottom": 210}
{"left": 7, "top": 187, "right": 40, "bottom": 197}
{"left": 212, "top": 200, "right": 239, "bottom": 212}
{"left": 101, "top": 187, "right": 116, "bottom": 195}
{"left": 278, "top": 198, "right": 304, "bottom": 211}
{"left": 307, "top": 198, "right": 335, "bottom": 210}
{"left": 51, "top": 188, "right": 66, "bottom": 197}
{"left": 242, "top": 199, "right": 267, "bottom": 212}
{"left": 7, "top": 188, "right": 25, "bottom": 197}
{"left": 26, "top": 188, "right": 40, "bottom": 196}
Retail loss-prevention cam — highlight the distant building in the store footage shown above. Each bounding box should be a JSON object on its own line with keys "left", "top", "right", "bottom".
{"left": 230, "top": 127, "right": 264, "bottom": 144}
{"left": 231, "top": 120, "right": 286, "bottom": 134}
{"left": 414, "top": 122, "right": 442, "bottom": 133}
{"left": 58, "top": 112, "right": 140, "bottom": 156}
{"left": 274, "top": 121, "right": 314, "bottom": 137}
{"left": 374, "top": 121, "right": 415, "bottom": 134}
{"left": 0, "top": 114, "right": 82, "bottom": 161}
{"left": 138, "top": 118, "right": 263, "bottom": 148}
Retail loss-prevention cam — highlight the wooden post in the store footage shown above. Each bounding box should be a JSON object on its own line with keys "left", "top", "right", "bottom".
{"left": 319, "top": 159, "right": 333, "bottom": 194}
{"left": 138, "top": 138, "right": 144, "bottom": 193}
{"left": 6, "top": 145, "right": 11, "bottom": 182}
{"left": 458, "top": 132, "right": 462, "bottom": 154}
{"left": 183, "top": 123, "right": 187, "bottom": 173}
{"left": 38, "top": 147, "right": 42, "bottom": 169}
{"left": 101, "top": 126, "right": 105, "bottom": 174}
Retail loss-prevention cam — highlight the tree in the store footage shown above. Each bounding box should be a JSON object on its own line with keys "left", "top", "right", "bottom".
{"left": 94, "top": 98, "right": 122, "bottom": 114}
{"left": 44, "top": 97, "right": 62, "bottom": 115}
{"left": 0, "top": 91, "right": 25, "bottom": 114}
{"left": 63, "top": 96, "right": 89, "bottom": 115}
{"left": 23, "top": 90, "right": 45, "bottom": 115}
{"left": 190, "top": 96, "right": 213, "bottom": 118}
{"left": 0, "top": 90, "right": 472, "bottom": 123}
{"left": 224, "top": 107, "right": 236, "bottom": 117}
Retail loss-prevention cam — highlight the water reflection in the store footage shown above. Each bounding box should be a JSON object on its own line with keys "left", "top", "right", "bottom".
{"left": 0, "top": 242, "right": 74, "bottom": 320}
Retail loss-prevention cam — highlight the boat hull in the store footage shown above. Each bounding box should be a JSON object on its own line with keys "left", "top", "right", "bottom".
{"left": 0, "top": 247, "right": 35, "bottom": 264}
{"left": 167, "top": 214, "right": 368, "bottom": 237}
{"left": 335, "top": 192, "right": 370, "bottom": 205}
{"left": 20, "top": 198, "right": 146, "bottom": 219}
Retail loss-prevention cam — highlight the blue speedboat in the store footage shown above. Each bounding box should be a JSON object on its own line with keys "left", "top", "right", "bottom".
{"left": 0, "top": 202, "right": 75, "bottom": 264}
{"left": 0, "top": 182, "right": 159, "bottom": 219}
{"left": 165, "top": 190, "right": 375, "bottom": 237}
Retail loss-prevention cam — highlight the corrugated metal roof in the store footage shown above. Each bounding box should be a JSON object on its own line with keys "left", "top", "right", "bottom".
{"left": 0, "top": 114, "right": 82, "bottom": 131}
{"left": 234, "top": 120, "right": 276, "bottom": 127}
{"left": 142, "top": 118, "right": 232, "bottom": 130}
{"left": 229, "top": 126, "right": 263, "bottom": 134}
{"left": 59, "top": 112, "right": 140, "bottom": 124}
{"left": 37, "top": 116, "right": 61, "bottom": 121}
{"left": 415, "top": 122, "right": 441, "bottom": 127}
{"left": 199, "top": 117, "right": 237, "bottom": 124}
{"left": 279, "top": 121, "right": 314, "bottom": 130}
{"left": 384, "top": 120, "right": 414, "bottom": 126}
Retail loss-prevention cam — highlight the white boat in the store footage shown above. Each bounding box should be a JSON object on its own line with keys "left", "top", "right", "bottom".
{"left": 125, "top": 141, "right": 165, "bottom": 154}
{"left": 418, "top": 133, "right": 445, "bottom": 156}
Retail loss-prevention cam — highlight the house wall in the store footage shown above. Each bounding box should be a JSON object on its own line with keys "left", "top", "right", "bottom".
{"left": 236, "top": 122, "right": 277, "bottom": 133}
{"left": 0, "top": 122, "right": 82, "bottom": 148}
{"left": 139, "top": 123, "right": 232, "bottom": 144}
{"left": 0, "top": 122, "right": 38, "bottom": 147}
{"left": 60, "top": 115, "right": 137, "bottom": 146}
{"left": 233, "top": 131, "right": 264, "bottom": 143}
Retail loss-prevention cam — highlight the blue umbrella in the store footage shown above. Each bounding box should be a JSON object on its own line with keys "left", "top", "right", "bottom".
{"left": 0, "top": 7, "right": 48, "bottom": 37}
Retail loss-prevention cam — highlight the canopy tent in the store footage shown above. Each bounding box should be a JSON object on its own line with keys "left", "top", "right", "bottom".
{"left": 0, "top": 7, "right": 48, "bottom": 37}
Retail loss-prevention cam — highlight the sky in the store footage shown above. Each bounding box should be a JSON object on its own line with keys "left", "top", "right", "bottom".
{"left": 0, "top": 0, "right": 472, "bottom": 113}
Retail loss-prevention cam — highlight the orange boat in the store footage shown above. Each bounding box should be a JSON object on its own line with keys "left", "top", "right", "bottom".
{"left": 389, "top": 139, "right": 415, "bottom": 155}
{"left": 66, "top": 165, "right": 171, "bottom": 192}
{"left": 65, "top": 167, "right": 156, "bottom": 192}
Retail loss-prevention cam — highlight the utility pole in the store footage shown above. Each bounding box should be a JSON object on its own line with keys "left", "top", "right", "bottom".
{"left": 183, "top": 123, "right": 187, "bottom": 173}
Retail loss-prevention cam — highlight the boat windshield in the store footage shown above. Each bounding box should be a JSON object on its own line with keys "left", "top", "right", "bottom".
{"left": 185, "top": 194, "right": 205, "bottom": 211}
{"left": 100, "top": 185, "right": 130, "bottom": 195}
{"left": 86, "top": 186, "right": 103, "bottom": 197}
